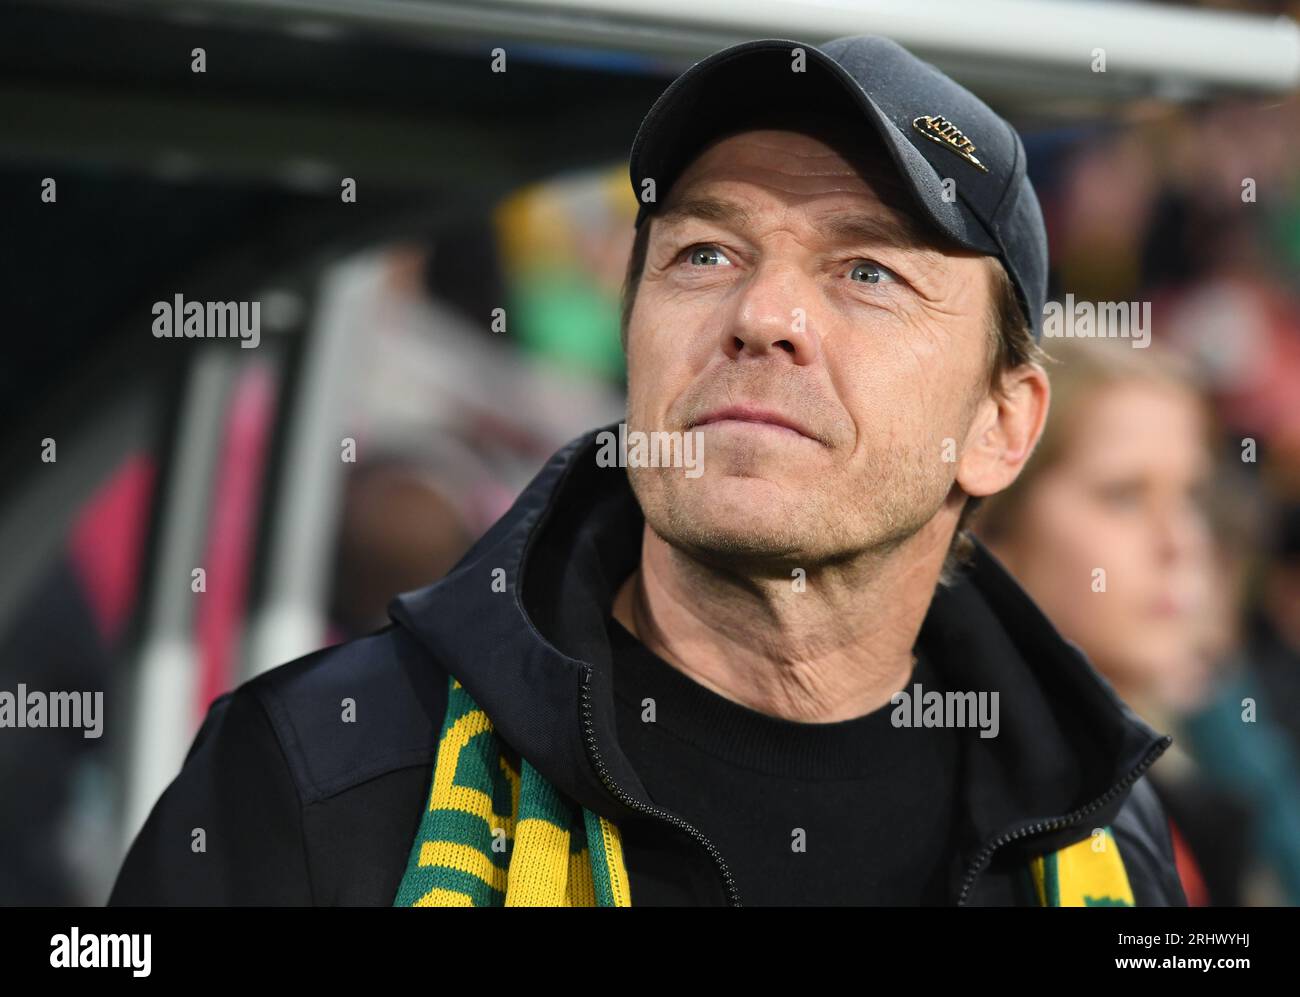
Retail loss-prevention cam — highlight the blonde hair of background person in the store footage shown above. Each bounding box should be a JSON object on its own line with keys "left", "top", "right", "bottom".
{"left": 971, "top": 335, "right": 1221, "bottom": 739}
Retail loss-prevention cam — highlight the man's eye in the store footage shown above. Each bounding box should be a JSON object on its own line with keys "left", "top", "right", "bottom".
{"left": 683, "top": 244, "right": 732, "bottom": 267}
{"left": 848, "top": 261, "right": 897, "bottom": 284}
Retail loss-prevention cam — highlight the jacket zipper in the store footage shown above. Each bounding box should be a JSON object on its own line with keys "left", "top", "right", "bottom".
{"left": 583, "top": 658, "right": 1169, "bottom": 908}
{"left": 580, "top": 667, "right": 743, "bottom": 907}
{"left": 954, "top": 734, "right": 1173, "bottom": 906}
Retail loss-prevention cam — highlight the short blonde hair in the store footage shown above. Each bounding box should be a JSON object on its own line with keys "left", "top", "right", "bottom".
{"left": 971, "top": 335, "right": 1212, "bottom": 547}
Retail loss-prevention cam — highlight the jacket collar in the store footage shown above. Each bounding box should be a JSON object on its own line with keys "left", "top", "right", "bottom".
{"left": 389, "top": 421, "right": 1171, "bottom": 880}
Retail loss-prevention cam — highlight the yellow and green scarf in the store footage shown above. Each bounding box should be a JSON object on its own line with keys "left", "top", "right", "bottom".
{"left": 394, "top": 674, "right": 1134, "bottom": 907}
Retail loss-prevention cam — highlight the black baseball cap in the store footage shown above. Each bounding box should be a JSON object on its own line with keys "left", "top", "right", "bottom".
{"left": 629, "top": 35, "right": 1049, "bottom": 341}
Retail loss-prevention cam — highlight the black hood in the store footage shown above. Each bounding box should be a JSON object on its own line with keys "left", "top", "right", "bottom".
{"left": 389, "top": 421, "right": 1171, "bottom": 871}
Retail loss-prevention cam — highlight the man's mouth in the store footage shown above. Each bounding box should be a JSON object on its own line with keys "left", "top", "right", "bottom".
{"left": 690, "top": 405, "right": 822, "bottom": 444}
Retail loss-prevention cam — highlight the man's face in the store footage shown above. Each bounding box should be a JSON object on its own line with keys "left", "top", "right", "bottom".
{"left": 624, "top": 124, "right": 998, "bottom": 569}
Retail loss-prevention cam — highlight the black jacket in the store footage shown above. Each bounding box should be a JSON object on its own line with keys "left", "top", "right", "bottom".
{"left": 109, "top": 423, "right": 1188, "bottom": 906}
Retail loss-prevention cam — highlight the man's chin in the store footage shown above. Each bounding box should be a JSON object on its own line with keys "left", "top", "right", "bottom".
{"left": 665, "top": 472, "right": 799, "bottom": 517}
{"left": 658, "top": 520, "right": 809, "bottom": 567}
{"left": 647, "top": 477, "right": 818, "bottom": 562}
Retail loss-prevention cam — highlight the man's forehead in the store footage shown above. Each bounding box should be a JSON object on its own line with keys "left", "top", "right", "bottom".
{"left": 658, "top": 158, "right": 941, "bottom": 258}
{"left": 661, "top": 123, "right": 922, "bottom": 226}
{"left": 658, "top": 189, "right": 916, "bottom": 240}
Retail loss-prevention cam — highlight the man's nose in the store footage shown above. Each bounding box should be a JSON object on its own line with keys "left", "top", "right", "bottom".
{"left": 720, "top": 260, "right": 821, "bottom": 365}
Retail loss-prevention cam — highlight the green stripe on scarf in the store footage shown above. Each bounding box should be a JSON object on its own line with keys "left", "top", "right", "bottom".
{"left": 394, "top": 675, "right": 629, "bottom": 906}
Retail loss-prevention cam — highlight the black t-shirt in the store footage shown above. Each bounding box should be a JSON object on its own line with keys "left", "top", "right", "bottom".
{"left": 608, "top": 614, "right": 964, "bottom": 905}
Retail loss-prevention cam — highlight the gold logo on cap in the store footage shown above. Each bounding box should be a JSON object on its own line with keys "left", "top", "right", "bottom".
{"left": 911, "top": 115, "right": 990, "bottom": 173}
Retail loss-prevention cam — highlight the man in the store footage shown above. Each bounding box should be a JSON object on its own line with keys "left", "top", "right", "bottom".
{"left": 109, "top": 34, "right": 1186, "bottom": 906}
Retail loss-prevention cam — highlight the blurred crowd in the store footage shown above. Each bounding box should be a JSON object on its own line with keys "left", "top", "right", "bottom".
{"left": 974, "top": 90, "right": 1300, "bottom": 904}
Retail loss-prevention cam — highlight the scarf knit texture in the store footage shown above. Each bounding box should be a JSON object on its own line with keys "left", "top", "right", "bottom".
{"left": 394, "top": 674, "right": 1136, "bottom": 907}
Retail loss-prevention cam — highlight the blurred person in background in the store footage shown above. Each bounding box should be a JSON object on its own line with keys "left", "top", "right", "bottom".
{"left": 973, "top": 335, "right": 1300, "bottom": 905}
{"left": 325, "top": 199, "right": 628, "bottom": 641}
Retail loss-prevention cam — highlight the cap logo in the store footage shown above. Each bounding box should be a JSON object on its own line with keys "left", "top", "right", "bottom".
{"left": 911, "top": 114, "right": 990, "bottom": 173}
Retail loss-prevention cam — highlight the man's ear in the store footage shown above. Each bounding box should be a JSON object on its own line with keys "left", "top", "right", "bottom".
{"left": 956, "top": 363, "right": 1050, "bottom": 499}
